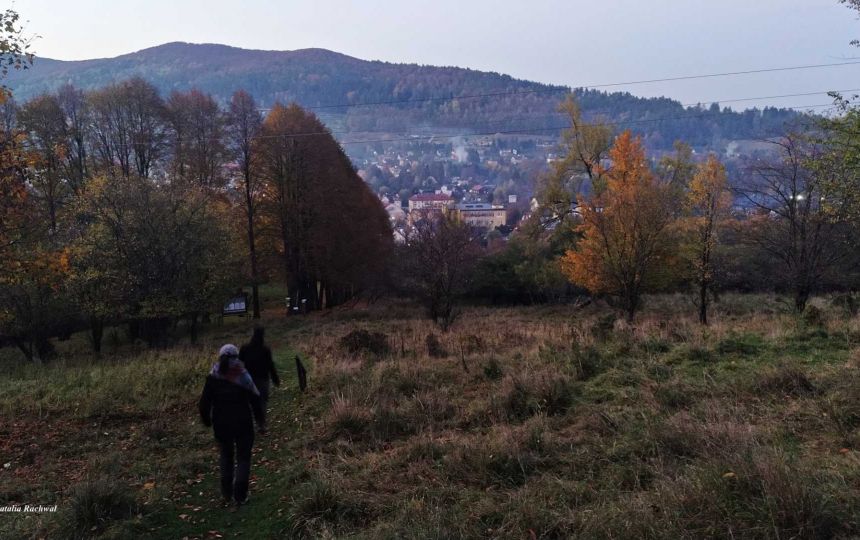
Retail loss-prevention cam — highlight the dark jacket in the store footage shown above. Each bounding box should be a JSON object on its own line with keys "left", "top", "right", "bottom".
{"left": 239, "top": 344, "right": 280, "bottom": 387}
{"left": 199, "top": 376, "right": 265, "bottom": 439}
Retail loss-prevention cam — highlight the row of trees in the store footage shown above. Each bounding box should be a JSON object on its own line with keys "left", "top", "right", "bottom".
{"left": 509, "top": 95, "right": 860, "bottom": 323}
{"left": 0, "top": 73, "right": 391, "bottom": 359}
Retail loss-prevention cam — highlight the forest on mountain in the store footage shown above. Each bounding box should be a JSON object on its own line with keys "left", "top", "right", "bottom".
{"left": 6, "top": 42, "right": 803, "bottom": 151}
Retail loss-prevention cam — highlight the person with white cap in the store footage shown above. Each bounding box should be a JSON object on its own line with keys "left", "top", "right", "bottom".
{"left": 199, "top": 343, "right": 266, "bottom": 505}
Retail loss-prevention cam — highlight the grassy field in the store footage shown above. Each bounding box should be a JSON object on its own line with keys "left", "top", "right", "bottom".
{"left": 2, "top": 294, "right": 860, "bottom": 538}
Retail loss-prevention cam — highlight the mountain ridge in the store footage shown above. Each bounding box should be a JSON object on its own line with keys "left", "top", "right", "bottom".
{"left": 5, "top": 42, "right": 802, "bottom": 150}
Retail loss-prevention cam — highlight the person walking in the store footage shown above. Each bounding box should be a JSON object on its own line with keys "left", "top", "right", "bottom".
{"left": 240, "top": 327, "right": 280, "bottom": 414}
{"left": 199, "top": 344, "right": 266, "bottom": 505}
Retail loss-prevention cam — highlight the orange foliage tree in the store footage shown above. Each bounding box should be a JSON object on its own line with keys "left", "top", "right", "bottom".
{"left": 560, "top": 131, "right": 678, "bottom": 321}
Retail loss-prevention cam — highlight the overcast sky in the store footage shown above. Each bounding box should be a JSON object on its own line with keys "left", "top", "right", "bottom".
{"left": 20, "top": 0, "right": 860, "bottom": 110}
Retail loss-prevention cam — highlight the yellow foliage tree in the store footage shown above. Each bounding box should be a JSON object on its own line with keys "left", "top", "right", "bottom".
{"left": 560, "top": 131, "right": 678, "bottom": 321}
{"left": 684, "top": 155, "right": 732, "bottom": 325}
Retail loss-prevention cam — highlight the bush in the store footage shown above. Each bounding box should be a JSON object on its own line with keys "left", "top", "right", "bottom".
{"left": 716, "top": 333, "right": 762, "bottom": 356}
{"left": 573, "top": 345, "right": 603, "bottom": 380}
{"left": 425, "top": 333, "right": 447, "bottom": 358}
{"left": 483, "top": 357, "right": 504, "bottom": 380}
{"left": 286, "top": 478, "right": 367, "bottom": 538}
{"left": 340, "top": 330, "right": 390, "bottom": 357}
{"left": 654, "top": 381, "right": 695, "bottom": 410}
{"left": 590, "top": 314, "right": 617, "bottom": 341}
{"left": 801, "top": 304, "right": 825, "bottom": 327}
{"left": 500, "top": 373, "right": 574, "bottom": 420}
{"left": 326, "top": 396, "right": 371, "bottom": 440}
{"left": 831, "top": 294, "right": 859, "bottom": 317}
{"left": 755, "top": 365, "right": 816, "bottom": 397}
{"left": 54, "top": 478, "right": 136, "bottom": 539}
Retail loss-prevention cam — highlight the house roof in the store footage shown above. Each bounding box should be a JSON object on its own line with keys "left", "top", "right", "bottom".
{"left": 409, "top": 193, "right": 453, "bottom": 202}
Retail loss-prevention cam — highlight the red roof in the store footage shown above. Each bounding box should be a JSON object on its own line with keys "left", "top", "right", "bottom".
{"left": 409, "top": 193, "right": 453, "bottom": 202}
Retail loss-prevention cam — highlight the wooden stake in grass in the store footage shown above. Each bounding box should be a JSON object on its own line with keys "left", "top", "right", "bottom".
{"left": 295, "top": 355, "right": 307, "bottom": 392}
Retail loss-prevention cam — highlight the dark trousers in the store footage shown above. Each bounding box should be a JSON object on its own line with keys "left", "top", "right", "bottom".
{"left": 217, "top": 431, "right": 254, "bottom": 502}
{"left": 256, "top": 379, "right": 270, "bottom": 417}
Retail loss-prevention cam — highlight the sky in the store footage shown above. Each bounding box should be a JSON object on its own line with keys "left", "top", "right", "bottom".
{"left": 19, "top": 0, "right": 860, "bottom": 111}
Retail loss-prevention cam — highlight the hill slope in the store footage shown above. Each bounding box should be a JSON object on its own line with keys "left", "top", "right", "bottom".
{"left": 6, "top": 42, "right": 803, "bottom": 149}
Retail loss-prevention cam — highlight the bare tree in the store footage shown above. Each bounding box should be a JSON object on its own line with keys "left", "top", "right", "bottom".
{"left": 399, "top": 212, "right": 480, "bottom": 330}
{"left": 737, "top": 133, "right": 851, "bottom": 312}
{"left": 227, "top": 90, "right": 263, "bottom": 318}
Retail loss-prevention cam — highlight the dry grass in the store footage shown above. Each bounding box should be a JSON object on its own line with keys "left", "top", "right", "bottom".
{"left": 286, "top": 294, "right": 860, "bottom": 538}
{"left": 4, "top": 294, "right": 860, "bottom": 538}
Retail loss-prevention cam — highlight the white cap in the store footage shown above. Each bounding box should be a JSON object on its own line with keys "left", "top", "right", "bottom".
{"left": 219, "top": 344, "right": 239, "bottom": 358}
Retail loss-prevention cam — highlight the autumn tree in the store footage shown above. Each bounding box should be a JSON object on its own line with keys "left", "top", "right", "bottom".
{"left": 683, "top": 155, "right": 732, "bottom": 325}
{"left": 77, "top": 174, "right": 242, "bottom": 347}
{"left": 257, "top": 103, "right": 391, "bottom": 311}
{"left": 0, "top": 8, "right": 33, "bottom": 98}
{"left": 536, "top": 95, "right": 613, "bottom": 225}
{"left": 560, "top": 131, "right": 678, "bottom": 321}
{"left": 227, "top": 90, "right": 263, "bottom": 318}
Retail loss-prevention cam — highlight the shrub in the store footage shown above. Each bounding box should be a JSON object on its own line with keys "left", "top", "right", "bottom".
{"left": 590, "top": 314, "right": 617, "bottom": 341}
{"left": 286, "top": 478, "right": 367, "bottom": 538}
{"left": 500, "top": 373, "right": 574, "bottom": 420}
{"left": 573, "top": 345, "right": 603, "bottom": 380}
{"left": 425, "top": 333, "right": 447, "bottom": 358}
{"left": 459, "top": 334, "right": 484, "bottom": 355}
{"left": 445, "top": 429, "right": 542, "bottom": 488}
{"left": 54, "top": 478, "right": 136, "bottom": 539}
{"left": 483, "top": 357, "right": 504, "bottom": 380}
{"left": 831, "top": 293, "right": 859, "bottom": 317}
{"left": 801, "top": 304, "right": 826, "bottom": 328}
{"left": 660, "top": 451, "right": 846, "bottom": 538}
{"left": 326, "top": 395, "right": 371, "bottom": 440}
{"left": 716, "top": 333, "right": 762, "bottom": 356}
{"left": 370, "top": 405, "right": 417, "bottom": 441}
{"left": 755, "top": 365, "right": 816, "bottom": 397}
{"left": 340, "top": 330, "right": 390, "bottom": 357}
{"left": 654, "top": 381, "right": 695, "bottom": 410}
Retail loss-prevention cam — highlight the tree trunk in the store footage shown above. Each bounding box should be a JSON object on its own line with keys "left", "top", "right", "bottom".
{"left": 13, "top": 337, "right": 33, "bottom": 362}
{"left": 189, "top": 313, "right": 199, "bottom": 345}
{"left": 90, "top": 316, "right": 104, "bottom": 354}
{"left": 699, "top": 282, "right": 709, "bottom": 326}
{"left": 795, "top": 288, "right": 810, "bottom": 313}
{"left": 246, "top": 189, "right": 261, "bottom": 319}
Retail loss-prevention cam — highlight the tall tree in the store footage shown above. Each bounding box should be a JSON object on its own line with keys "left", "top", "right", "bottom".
{"left": 88, "top": 78, "right": 166, "bottom": 178}
{"left": 258, "top": 103, "right": 391, "bottom": 311}
{"left": 738, "top": 133, "right": 852, "bottom": 312}
{"left": 166, "top": 88, "right": 226, "bottom": 187}
{"left": 537, "top": 95, "right": 613, "bottom": 226}
{"left": 57, "top": 84, "right": 90, "bottom": 193}
{"left": 683, "top": 155, "right": 732, "bottom": 325}
{"left": 399, "top": 212, "right": 479, "bottom": 329}
{"left": 18, "top": 94, "right": 69, "bottom": 233}
{"left": 227, "top": 90, "right": 263, "bottom": 318}
{"left": 560, "top": 131, "right": 678, "bottom": 321}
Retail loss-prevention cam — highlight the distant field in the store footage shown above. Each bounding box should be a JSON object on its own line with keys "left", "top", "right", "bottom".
{"left": 2, "top": 295, "right": 860, "bottom": 539}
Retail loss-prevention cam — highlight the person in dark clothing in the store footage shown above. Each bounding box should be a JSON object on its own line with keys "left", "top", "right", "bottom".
{"left": 199, "top": 344, "right": 265, "bottom": 505}
{"left": 239, "top": 327, "right": 280, "bottom": 413}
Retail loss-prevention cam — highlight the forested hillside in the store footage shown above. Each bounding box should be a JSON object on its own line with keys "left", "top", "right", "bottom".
{"left": 6, "top": 42, "right": 803, "bottom": 150}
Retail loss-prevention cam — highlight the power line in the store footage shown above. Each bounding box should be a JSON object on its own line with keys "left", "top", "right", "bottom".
{"left": 260, "top": 60, "right": 860, "bottom": 111}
